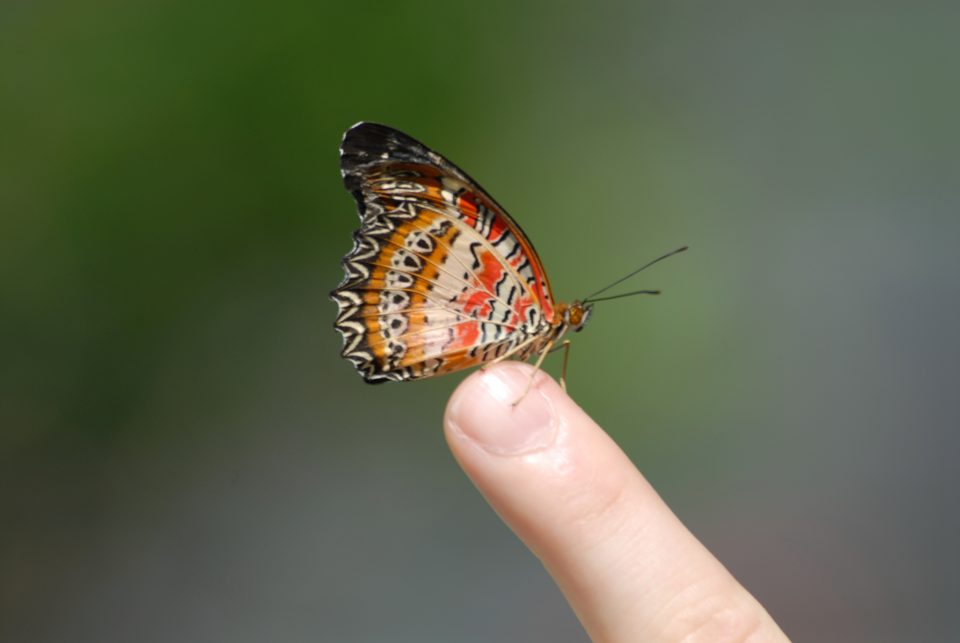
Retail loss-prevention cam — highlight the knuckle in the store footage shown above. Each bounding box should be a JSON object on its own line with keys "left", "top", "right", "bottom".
{"left": 560, "top": 462, "right": 634, "bottom": 536}
{"left": 667, "top": 589, "right": 769, "bottom": 643}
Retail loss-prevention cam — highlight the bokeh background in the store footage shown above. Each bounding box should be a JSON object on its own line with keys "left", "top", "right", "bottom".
{"left": 3, "top": 1, "right": 958, "bottom": 641}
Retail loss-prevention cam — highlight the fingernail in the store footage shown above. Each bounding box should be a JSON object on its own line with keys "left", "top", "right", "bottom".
{"left": 448, "top": 366, "right": 558, "bottom": 455}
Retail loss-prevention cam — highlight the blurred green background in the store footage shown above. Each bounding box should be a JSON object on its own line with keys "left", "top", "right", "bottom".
{"left": 2, "top": 1, "right": 958, "bottom": 641}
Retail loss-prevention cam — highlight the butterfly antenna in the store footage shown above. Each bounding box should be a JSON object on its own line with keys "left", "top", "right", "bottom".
{"left": 584, "top": 289, "right": 661, "bottom": 303}
{"left": 582, "top": 246, "right": 688, "bottom": 303}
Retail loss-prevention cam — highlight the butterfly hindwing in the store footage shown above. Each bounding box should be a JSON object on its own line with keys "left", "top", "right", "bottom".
{"left": 332, "top": 123, "right": 557, "bottom": 382}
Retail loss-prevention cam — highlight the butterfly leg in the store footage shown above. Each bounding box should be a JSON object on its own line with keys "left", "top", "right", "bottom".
{"left": 541, "top": 340, "right": 573, "bottom": 391}
{"left": 558, "top": 340, "right": 572, "bottom": 392}
{"left": 512, "top": 339, "right": 555, "bottom": 406}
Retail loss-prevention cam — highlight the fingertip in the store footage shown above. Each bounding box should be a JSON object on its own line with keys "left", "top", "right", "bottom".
{"left": 445, "top": 363, "right": 563, "bottom": 456}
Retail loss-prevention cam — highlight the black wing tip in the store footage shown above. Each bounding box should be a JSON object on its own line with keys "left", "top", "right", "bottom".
{"left": 340, "top": 121, "right": 436, "bottom": 168}
{"left": 343, "top": 121, "right": 398, "bottom": 139}
{"left": 340, "top": 121, "right": 418, "bottom": 156}
{"left": 340, "top": 121, "right": 388, "bottom": 152}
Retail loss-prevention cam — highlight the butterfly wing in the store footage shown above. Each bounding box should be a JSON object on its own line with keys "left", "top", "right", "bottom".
{"left": 332, "top": 122, "right": 557, "bottom": 383}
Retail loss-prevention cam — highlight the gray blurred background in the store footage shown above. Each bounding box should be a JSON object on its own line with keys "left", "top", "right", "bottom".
{"left": 2, "top": 1, "right": 958, "bottom": 641}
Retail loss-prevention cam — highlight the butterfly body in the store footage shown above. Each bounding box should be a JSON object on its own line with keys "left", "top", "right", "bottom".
{"left": 332, "top": 122, "right": 590, "bottom": 384}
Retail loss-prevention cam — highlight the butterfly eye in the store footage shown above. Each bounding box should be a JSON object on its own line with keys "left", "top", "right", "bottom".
{"left": 579, "top": 306, "right": 594, "bottom": 331}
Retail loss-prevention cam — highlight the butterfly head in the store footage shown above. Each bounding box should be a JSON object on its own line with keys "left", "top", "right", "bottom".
{"left": 563, "top": 301, "right": 593, "bottom": 333}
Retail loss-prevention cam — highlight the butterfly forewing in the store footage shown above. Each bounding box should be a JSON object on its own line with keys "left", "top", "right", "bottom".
{"left": 333, "top": 123, "right": 558, "bottom": 382}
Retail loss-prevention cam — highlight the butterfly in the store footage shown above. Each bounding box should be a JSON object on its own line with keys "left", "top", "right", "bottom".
{"left": 331, "top": 122, "right": 684, "bottom": 389}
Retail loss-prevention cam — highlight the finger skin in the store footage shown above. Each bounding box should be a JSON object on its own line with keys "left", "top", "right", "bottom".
{"left": 444, "top": 363, "right": 789, "bottom": 643}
